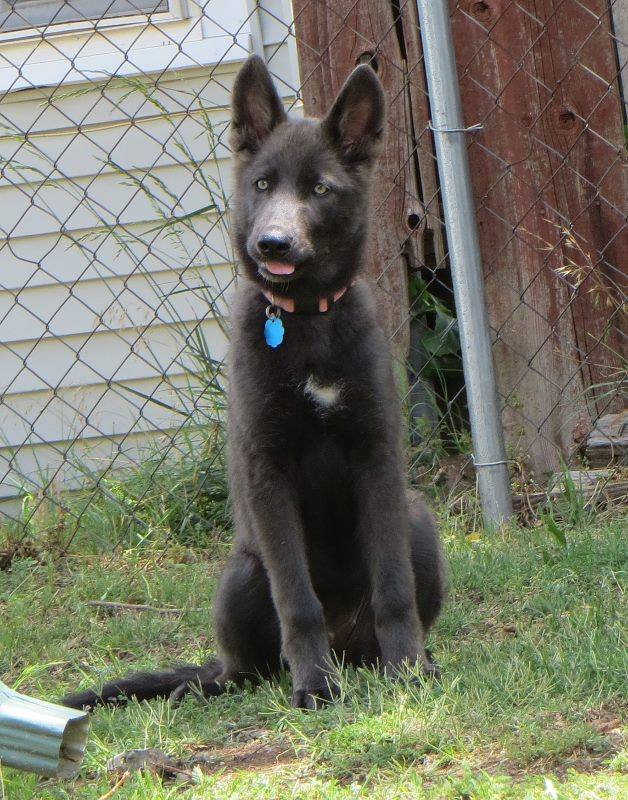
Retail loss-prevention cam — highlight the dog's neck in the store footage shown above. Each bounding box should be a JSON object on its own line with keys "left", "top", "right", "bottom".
{"left": 261, "top": 284, "right": 352, "bottom": 315}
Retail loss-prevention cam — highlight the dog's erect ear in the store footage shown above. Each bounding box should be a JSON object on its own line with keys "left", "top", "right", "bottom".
{"left": 230, "top": 56, "right": 287, "bottom": 154}
{"left": 322, "top": 65, "right": 385, "bottom": 163}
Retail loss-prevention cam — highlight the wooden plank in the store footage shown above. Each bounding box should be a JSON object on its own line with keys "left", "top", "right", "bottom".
{"left": 514, "top": 470, "right": 628, "bottom": 516}
{"left": 585, "top": 410, "right": 628, "bottom": 466}
{"left": 292, "top": 0, "right": 424, "bottom": 356}
{"left": 398, "top": 0, "right": 446, "bottom": 269}
{"left": 449, "top": 0, "right": 627, "bottom": 475}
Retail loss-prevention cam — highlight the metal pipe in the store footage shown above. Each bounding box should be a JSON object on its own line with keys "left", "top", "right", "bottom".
{"left": 245, "top": 0, "right": 266, "bottom": 59}
{"left": 0, "top": 680, "right": 89, "bottom": 778}
{"left": 416, "top": 1, "right": 513, "bottom": 526}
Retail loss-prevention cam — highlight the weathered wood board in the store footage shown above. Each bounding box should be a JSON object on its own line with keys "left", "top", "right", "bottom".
{"left": 584, "top": 409, "right": 628, "bottom": 467}
{"left": 514, "top": 468, "right": 628, "bottom": 516}
{"left": 292, "top": 0, "right": 441, "bottom": 356}
{"left": 449, "top": 0, "right": 627, "bottom": 475}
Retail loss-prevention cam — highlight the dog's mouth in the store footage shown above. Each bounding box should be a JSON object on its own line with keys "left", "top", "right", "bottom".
{"left": 258, "top": 260, "right": 298, "bottom": 282}
{"left": 263, "top": 261, "right": 295, "bottom": 276}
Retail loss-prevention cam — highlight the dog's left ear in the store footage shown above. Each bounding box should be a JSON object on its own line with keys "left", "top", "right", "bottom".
{"left": 322, "top": 65, "right": 385, "bottom": 163}
{"left": 231, "top": 56, "right": 287, "bottom": 155}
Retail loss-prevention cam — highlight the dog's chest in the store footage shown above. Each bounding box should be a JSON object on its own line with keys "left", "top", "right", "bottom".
{"left": 302, "top": 374, "right": 342, "bottom": 411}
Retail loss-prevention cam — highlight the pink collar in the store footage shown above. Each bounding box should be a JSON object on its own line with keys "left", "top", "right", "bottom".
{"left": 261, "top": 284, "right": 351, "bottom": 314}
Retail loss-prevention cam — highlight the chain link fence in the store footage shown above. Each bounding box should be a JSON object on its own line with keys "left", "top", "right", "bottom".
{"left": 0, "top": 0, "right": 625, "bottom": 565}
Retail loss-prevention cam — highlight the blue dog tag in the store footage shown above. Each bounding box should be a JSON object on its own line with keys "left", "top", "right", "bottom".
{"left": 264, "top": 316, "right": 284, "bottom": 348}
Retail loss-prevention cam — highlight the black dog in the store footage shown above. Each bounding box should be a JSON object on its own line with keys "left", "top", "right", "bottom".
{"left": 64, "top": 56, "right": 444, "bottom": 712}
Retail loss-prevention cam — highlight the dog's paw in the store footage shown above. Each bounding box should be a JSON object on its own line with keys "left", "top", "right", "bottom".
{"left": 403, "top": 652, "right": 441, "bottom": 688}
{"left": 406, "top": 661, "right": 440, "bottom": 687}
{"left": 380, "top": 649, "right": 441, "bottom": 684}
{"left": 420, "top": 655, "right": 440, "bottom": 681}
{"left": 290, "top": 681, "right": 338, "bottom": 710}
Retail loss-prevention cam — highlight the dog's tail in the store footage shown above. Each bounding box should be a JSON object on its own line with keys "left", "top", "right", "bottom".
{"left": 62, "top": 661, "right": 222, "bottom": 710}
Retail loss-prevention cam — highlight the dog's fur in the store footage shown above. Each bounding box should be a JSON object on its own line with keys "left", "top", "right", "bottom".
{"left": 64, "top": 57, "right": 444, "bottom": 712}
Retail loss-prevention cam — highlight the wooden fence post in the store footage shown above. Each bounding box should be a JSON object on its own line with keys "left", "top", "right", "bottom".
{"left": 291, "top": 0, "right": 439, "bottom": 359}
{"left": 449, "top": 0, "right": 627, "bottom": 475}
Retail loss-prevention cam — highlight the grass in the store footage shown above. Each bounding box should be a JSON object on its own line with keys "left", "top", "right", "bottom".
{"left": 1, "top": 509, "right": 626, "bottom": 799}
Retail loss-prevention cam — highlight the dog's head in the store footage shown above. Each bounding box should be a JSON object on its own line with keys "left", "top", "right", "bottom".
{"left": 230, "top": 56, "right": 385, "bottom": 300}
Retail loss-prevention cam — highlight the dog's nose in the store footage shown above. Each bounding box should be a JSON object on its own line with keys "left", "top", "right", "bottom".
{"left": 257, "top": 233, "right": 292, "bottom": 259}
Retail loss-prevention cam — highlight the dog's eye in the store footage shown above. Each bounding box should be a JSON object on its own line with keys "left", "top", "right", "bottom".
{"left": 313, "top": 183, "right": 330, "bottom": 196}
{"left": 255, "top": 178, "right": 269, "bottom": 191}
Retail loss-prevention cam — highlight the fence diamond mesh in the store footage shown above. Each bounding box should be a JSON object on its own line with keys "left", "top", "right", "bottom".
{"left": 0, "top": 0, "right": 625, "bottom": 565}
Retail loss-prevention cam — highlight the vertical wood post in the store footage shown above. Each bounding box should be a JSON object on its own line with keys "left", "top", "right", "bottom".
{"left": 291, "top": 0, "right": 436, "bottom": 357}
{"left": 449, "top": 0, "right": 627, "bottom": 475}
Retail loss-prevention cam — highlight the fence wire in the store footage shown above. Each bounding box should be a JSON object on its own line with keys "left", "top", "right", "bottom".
{"left": 0, "top": 0, "right": 625, "bottom": 565}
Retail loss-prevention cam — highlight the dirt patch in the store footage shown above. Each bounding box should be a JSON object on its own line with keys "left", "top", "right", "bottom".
{"left": 102, "top": 737, "right": 295, "bottom": 789}
{"left": 585, "top": 706, "right": 624, "bottom": 737}
{"left": 187, "top": 738, "right": 295, "bottom": 776}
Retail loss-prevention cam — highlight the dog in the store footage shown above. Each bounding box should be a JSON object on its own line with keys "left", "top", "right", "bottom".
{"left": 64, "top": 56, "right": 444, "bottom": 712}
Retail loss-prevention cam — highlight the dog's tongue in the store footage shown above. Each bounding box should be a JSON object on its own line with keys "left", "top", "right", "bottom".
{"left": 265, "top": 261, "right": 295, "bottom": 275}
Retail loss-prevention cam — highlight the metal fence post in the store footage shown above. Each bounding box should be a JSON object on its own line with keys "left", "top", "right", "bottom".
{"left": 416, "top": 1, "right": 513, "bottom": 526}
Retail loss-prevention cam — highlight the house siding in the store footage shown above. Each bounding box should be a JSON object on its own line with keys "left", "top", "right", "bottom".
{"left": 0, "top": 0, "right": 299, "bottom": 515}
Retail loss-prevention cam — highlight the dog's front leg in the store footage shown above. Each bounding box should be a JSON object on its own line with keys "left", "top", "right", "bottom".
{"left": 246, "top": 461, "right": 333, "bottom": 709}
{"left": 353, "top": 456, "right": 433, "bottom": 675}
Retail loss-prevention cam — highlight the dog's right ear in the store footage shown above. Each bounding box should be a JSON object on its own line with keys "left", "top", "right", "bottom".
{"left": 230, "top": 56, "right": 287, "bottom": 155}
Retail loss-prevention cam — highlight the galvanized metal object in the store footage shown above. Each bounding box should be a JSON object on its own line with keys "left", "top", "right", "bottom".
{"left": 0, "top": 679, "right": 89, "bottom": 777}
{"left": 416, "top": 1, "right": 513, "bottom": 526}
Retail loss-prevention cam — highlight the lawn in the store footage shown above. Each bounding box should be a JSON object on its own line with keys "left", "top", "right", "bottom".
{"left": 1, "top": 511, "right": 626, "bottom": 799}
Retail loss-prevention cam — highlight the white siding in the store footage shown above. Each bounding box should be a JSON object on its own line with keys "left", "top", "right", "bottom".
{"left": 0, "top": 0, "right": 300, "bottom": 515}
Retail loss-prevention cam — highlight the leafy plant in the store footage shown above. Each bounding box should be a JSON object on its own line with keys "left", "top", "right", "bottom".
{"left": 537, "top": 459, "right": 597, "bottom": 563}
{"left": 407, "top": 272, "right": 468, "bottom": 467}
{"left": 409, "top": 273, "right": 461, "bottom": 383}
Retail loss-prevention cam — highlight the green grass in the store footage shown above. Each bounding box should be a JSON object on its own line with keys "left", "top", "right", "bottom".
{"left": 1, "top": 513, "right": 626, "bottom": 799}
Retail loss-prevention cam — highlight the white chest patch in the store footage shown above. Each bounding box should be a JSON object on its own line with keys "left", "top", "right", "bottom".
{"left": 304, "top": 375, "right": 341, "bottom": 409}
